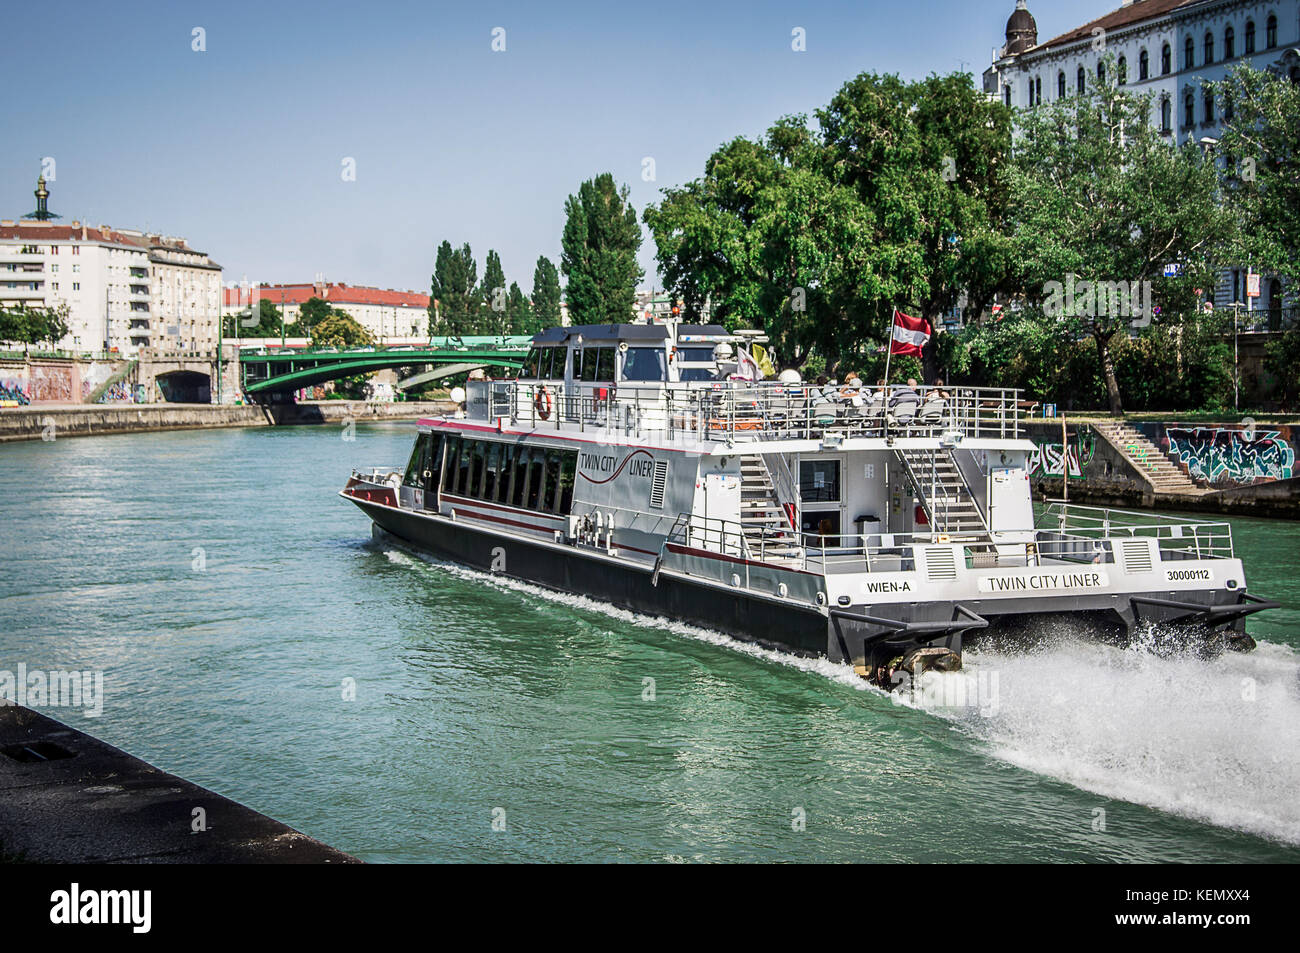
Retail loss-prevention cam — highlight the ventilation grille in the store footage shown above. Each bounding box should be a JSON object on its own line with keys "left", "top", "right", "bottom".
{"left": 649, "top": 460, "right": 669, "bottom": 509}
{"left": 924, "top": 546, "right": 958, "bottom": 581}
{"left": 1118, "top": 538, "right": 1154, "bottom": 574}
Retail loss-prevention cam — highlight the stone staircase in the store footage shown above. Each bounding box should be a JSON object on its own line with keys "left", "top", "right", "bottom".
{"left": 895, "top": 448, "right": 990, "bottom": 536}
{"left": 739, "top": 455, "right": 801, "bottom": 559}
{"left": 1092, "top": 421, "right": 1201, "bottom": 494}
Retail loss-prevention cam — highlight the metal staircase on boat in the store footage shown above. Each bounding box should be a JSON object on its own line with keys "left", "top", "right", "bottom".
{"left": 894, "top": 448, "right": 990, "bottom": 537}
{"left": 739, "top": 455, "right": 801, "bottom": 559}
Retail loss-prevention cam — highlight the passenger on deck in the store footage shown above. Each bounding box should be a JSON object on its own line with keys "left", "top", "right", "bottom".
{"left": 889, "top": 378, "right": 921, "bottom": 407}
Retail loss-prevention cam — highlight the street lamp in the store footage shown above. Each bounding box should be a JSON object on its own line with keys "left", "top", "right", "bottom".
{"left": 1230, "top": 299, "right": 1244, "bottom": 411}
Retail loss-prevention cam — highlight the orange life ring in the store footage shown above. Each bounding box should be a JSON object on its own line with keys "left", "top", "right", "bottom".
{"left": 534, "top": 386, "right": 553, "bottom": 420}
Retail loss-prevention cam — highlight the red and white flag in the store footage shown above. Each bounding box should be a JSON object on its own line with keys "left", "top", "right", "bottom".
{"left": 890, "top": 309, "right": 931, "bottom": 356}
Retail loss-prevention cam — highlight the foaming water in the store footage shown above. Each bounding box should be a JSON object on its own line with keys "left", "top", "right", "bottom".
{"left": 383, "top": 540, "right": 1300, "bottom": 846}
{"left": 911, "top": 630, "right": 1300, "bottom": 845}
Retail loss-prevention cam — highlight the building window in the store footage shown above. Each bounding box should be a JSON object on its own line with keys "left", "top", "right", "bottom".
{"left": 1204, "top": 87, "right": 1215, "bottom": 123}
{"left": 1225, "top": 25, "right": 1235, "bottom": 59}
{"left": 1035, "top": 75, "right": 1042, "bottom": 104}
{"left": 1139, "top": 49, "right": 1149, "bottom": 80}
{"left": 1027, "top": 79, "right": 1034, "bottom": 106}
{"left": 1077, "top": 66, "right": 1086, "bottom": 93}
{"left": 1097, "top": 60, "right": 1106, "bottom": 82}
{"left": 1184, "top": 90, "right": 1195, "bottom": 127}
{"left": 72, "top": 282, "right": 80, "bottom": 291}
{"left": 1118, "top": 55, "right": 1128, "bottom": 84}
{"left": 1205, "top": 31, "right": 1214, "bottom": 64}
{"left": 1185, "top": 37, "right": 1195, "bottom": 69}
{"left": 1162, "top": 43, "right": 1172, "bottom": 74}
{"left": 1245, "top": 19, "right": 1256, "bottom": 53}
{"left": 1266, "top": 14, "right": 1277, "bottom": 48}
{"left": 1161, "top": 97, "right": 1172, "bottom": 133}
{"left": 1058, "top": 70, "right": 1066, "bottom": 98}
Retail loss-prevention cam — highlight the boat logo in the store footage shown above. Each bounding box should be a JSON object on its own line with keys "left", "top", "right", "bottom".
{"left": 579, "top": 449, "right": 656, "bottom": 484}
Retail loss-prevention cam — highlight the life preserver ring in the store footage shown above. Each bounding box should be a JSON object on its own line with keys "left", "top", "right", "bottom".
{"left": 534, "top": 386, "right": 553, "bottom": 420}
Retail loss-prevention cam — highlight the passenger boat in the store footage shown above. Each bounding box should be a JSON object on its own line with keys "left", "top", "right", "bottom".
{"left": 342, "top": 321, "right": 1274, "bottom": 688}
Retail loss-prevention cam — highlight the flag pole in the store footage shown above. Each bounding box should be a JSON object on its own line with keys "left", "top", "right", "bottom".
{"left": 883, "top": 305, "right": 895, "bottom": 385}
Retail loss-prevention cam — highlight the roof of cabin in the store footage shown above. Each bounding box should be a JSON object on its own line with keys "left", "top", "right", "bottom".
{"left": 531, "top": 324, "right": 671, "bottom": 345}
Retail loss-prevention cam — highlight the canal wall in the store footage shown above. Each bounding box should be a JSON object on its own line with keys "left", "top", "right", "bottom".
{"left": 0, "top": 399, "right": 454, "bottom": 443}
{"left": 1025, "top": 419, "right": 1300, "bottom": 519}
{"left": 0, "top": 705, "right": 357, "bottom": 863}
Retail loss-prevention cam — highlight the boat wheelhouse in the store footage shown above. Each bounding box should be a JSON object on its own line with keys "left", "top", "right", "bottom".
{"left": 343, "top": 322, "right": 1272, "bottom": 686}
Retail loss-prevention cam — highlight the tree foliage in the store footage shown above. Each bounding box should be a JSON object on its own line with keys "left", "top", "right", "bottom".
{"left": 0, "top": 303, "right": 70, "bottom": 348}
{"left": 429, "top": 241, "right": 479, "bottom": 334}
{"left": 311, "top": 310, "right": 374, "bottom": 349}
{"left": 531, "top": 255, "right": 562, "bottom": 333}
{"left": 562, "top": 173, "right": 643, "bottom": 324}
{"left": 1007, "top": 57, "right": 1236, "bottom": 414}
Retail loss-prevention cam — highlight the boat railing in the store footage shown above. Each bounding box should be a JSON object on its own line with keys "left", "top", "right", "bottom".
{"left": 351, "top": 466, "right": 401, "bottom": 485}
{"left": 1038, "top": 502, "right": 1235, "bottom": 561}
{"left": 477, "top": 379, "right": 1023, "bottom": 443}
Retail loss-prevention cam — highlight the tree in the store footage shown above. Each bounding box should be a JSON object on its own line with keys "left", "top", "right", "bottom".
{"left": 0, "top": 303, "right": 69, "bottom": 349}
{"left": 561, "top": 173, "right": 643, "bottom": 324}
{"left": 311, "top": 310, "right": 374, "bottom": 349}
{"left": 1213, "top": 63, "right": 1300, "bottom": 288}
{"left": 1008, "top": 58, "right": 1235, "bottom": 415}
{"left": 284, "top": 296, "right": 335, "bottom": 337}
{"left": 531, "top": 255, "right": 562, "bottom": 331}
{"left": 429, "top": 241, "right": 479, "bottom": 335}
{"left": 224, "top": 298, "right": 283, "bottom": 337}
{"left": 505, "top": 282, "right": 532, "bottom": 334}
{"left": 479, "top": 249, "right": 507, "bottom": 333}
{"left": 643, "top": 71, "right": 1020, "bottom": 375}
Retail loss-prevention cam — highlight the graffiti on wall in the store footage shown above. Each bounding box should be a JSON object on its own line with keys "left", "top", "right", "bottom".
{"left": 1166, "top": 427, "right": 1295, "bottom": 485}
{"left": 0, "top": 376, "right": 31, "bottom": 406}
{"left": 1028, "top": 431, "right": 1095, "bottom": 479}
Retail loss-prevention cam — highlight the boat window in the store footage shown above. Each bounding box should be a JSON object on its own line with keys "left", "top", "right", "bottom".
{"left": 677, "top": 347, "right": 715, "bottom": 362}
{"left": 800, "top": 459, "right": 840, "bottom": 503}
{"left": 455, "top": 437, "right": 473, "bottom": 495}
{"left": 482, "top": 443, "right": 502, "bottom": 500}
{"left": 542, "top": 346, "right": 564, "bottom": 379}
{"left": 513, "top": 448, "right": 531, "bottom": 508}
{"left": 595, "top": 347, "right": 616, "bottom": 381}
{"left": 439, "top": 435, "right": 459, "bottom": 493}
{"left": 468, "top": 441, "right": 486, "bottom": 497}
{"left": 557, "top": 451, "right": 577, "bottom": 513}
{"left": 621, "top": 346, "right": 666, "bottom": 382}
{"left": 526, "top": 451, "right": 546, "bottom": 510}
{"left": 521, "top": 348, "right": 541, "bottom": 379}
{"left": 544, "top": 451, "right": 562, "bottom": 512}
{"left": 678, "top": 366, "right": 716, "bottom": 382}
{"left": 580, "top": 349, "right": 599, "bottom": 382}
{"left": 403, "top": 432, "right": 432, "bottom": 488}
{"left": 501, "top": 444, "right": 519, "bottom": 504}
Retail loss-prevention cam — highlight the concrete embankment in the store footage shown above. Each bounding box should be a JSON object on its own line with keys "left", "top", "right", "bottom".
{"left": 0, "top": 400, "right": 453, "bottom": 443}
{"left": 0, "top": 705, "right": 357, "bottom": 863}
{"left": 1025, "top": 418, "right": 1300, "bottom": 519}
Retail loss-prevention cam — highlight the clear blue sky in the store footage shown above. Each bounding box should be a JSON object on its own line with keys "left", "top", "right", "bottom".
{"left": 3, "top": 0, "right": 1116, "bottom": 294}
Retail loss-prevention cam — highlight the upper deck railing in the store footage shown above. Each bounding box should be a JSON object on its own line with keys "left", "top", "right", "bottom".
{"left": 474, "top": 379, "right": 1025, "bottom": 443}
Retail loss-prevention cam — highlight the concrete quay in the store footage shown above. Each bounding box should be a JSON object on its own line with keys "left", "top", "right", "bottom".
{"left": 0, "top": 705, "right": 358, "bottom": 864}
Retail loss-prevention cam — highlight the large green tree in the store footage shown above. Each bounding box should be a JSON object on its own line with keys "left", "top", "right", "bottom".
{"left": 531, "top": 255, "right": 562, "bottom": 331}
{"left": 429, "top": 241, "right": 479, "bottom": 335}
{"left": 311, "top": 310, "right": 374, "bottom": 349}
{"left": 505, "top": 281, "right": 532, "bottom": 334}
{"left": 479, "top": 249, "right": 507, "bottom": 333}
{"left": 1009, "top": 59, "right": 1236, "bottom": 415}
{"left": 643, "top": 71, "right": 1018, "bottom": 374}
{"left": 224, "top": 298, "right": 283, "bottom": 338}
{"left": 561, "top": 173, "right": 643, "bottom": 324}
{"left": 0, "top": 303, "right": 70, "bottom": 349}
{"left": 1212, "top": 63, "right": 1300, "bottom": 289}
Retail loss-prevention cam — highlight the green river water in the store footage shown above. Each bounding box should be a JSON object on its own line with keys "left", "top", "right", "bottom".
{"left": 2, "top": 421, "right": 1298, "bottom": 862}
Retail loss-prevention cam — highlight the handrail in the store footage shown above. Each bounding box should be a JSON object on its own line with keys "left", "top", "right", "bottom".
{"left": 477, "top": 379, "right": 1024, "bottom": 444}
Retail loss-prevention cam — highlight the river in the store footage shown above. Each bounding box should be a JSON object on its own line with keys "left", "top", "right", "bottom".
{"left": 2, "top": 421, "right": 1298, "bottom": 862}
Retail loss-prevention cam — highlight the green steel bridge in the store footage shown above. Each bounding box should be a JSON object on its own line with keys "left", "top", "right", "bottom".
{"left": 238, "top": 336, "right": 532, "bottom": 395}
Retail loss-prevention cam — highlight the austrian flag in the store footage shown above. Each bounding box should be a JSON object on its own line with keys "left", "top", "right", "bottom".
{"left": 890, "top": 310, "right": 932, "bottom": 356}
